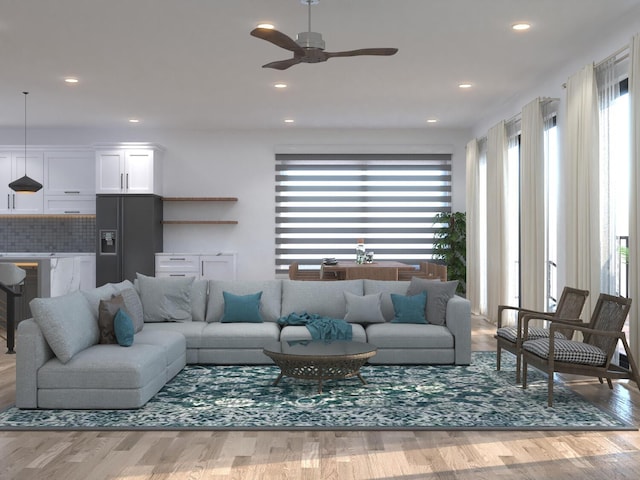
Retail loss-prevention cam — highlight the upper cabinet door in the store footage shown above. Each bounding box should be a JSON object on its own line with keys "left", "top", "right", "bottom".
{"left": 96, "top": 150, "right": 126, "bottom": 194}
{"left": 124, "top": 150, "right": 156, "bottom": 194}
{"left": 0, "top": 152, "right": 12, "bottom": 214}
{"left": 44, "top": 150, "right": 95, "bottom": 195}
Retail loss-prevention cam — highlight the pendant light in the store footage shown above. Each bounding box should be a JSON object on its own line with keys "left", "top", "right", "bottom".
{"left": 9, "top": 92, "right": 43, "bottom": 193}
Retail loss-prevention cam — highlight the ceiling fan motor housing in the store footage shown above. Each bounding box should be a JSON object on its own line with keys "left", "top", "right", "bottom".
{"left": 296, "top": 31, "right": 325, "bottom": 50}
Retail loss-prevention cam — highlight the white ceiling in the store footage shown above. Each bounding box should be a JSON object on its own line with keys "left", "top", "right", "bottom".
{"left": 1, "top": 0, "right": 639, "bottom": 131}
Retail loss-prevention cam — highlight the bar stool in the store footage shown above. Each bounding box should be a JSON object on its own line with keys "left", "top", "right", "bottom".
{"left": 0, "top": 263, "right": 26, "bottom": 354}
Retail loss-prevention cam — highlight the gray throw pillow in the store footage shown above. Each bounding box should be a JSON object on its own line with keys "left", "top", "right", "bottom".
{"left": 136, "top": 273, "right": 195, "bottom": 322}
{"left": 30, "top": 290, "right": 99, "bottom": 363}
{"left": 343, "top": 291, "right": 386, "bottom": 324}
{"left": 406, "top": 278, "right": 459, "bottom": 325}
{"left": 118, "top": 288, "right": 145, "bottom": 332}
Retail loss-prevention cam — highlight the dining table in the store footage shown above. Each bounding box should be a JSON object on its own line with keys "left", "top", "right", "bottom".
{"left": 319, "top": 260, "right": 416, "bottom": 281}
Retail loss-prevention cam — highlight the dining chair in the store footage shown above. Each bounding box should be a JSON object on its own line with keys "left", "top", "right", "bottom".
{"left": 495, "top": 286, "right": 589, "bottom": 382}
{"left": 522, "top": 293, "right": 639, "bottom": 407}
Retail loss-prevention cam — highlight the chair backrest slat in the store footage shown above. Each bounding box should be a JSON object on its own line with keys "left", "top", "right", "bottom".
{"left": 586, "top": 294, "right": 632, "bottom": 357}
{"left": 553, "top": 287, "right": 589, "bottom": 339}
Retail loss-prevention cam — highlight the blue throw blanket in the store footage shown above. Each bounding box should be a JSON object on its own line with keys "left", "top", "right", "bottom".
{"left": 277, "top": 312, "right": 353, "bottom": 341}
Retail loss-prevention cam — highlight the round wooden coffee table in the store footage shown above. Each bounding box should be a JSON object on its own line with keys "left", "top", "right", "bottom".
{"left": 263, "top": 340, "right": 377, "bottom": 393}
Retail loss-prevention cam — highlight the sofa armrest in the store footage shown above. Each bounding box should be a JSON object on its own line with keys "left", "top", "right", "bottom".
{"left": 445, "top": 295, "right": 471, "bottom": 365}
{"left": 16, "top": 319, "right": 54, "bottom": 408}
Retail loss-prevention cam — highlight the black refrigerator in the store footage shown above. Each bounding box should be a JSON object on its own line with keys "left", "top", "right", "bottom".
{"left": 96, "top": 194, "right": 163, "bottom": 286}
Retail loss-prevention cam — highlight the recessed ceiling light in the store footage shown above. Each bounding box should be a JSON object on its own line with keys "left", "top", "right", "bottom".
{"left": 458, "top": 83, "right": 473, "bottom": 89}
{"left": 512, "top": 23, "right": 531, "bottom": 31}
{"left": 128, "top": 119, "right": 140, "bottom": 123}
{"left": 64, "top": 77, "right": 79, "bottom": 84}
{"left": 274, "top": 83, "right": 288, "bottom": 89}
{"left": 427, "top": 119, "right": 438, "bottom": 124}
{"left": 284, "top": 119, "right": 295, "bottom": 123}
{"left": 257, "top": 23, "right": 274, "bottom": 29}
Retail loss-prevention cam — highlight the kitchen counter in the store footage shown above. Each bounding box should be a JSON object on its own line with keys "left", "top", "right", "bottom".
{"left": 0, "top": 253, "right": 95, "bottom": 297}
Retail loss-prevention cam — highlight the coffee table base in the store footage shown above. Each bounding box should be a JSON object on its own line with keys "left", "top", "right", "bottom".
{"left": 266, "top": 353, "right": 375, "bottom": 393}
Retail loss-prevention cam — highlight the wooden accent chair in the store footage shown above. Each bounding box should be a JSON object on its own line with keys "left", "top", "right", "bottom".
{"left": 288, "top": 262, "right": 322, "bottom": 281}
{"left": 495, "top": 286, "right": 589, "bottom": 383}
{"left": 522, "top": 293, "right": 639, "bottom": 407}
{"left": 397, "top": 262, "right": 448, "bottom": 281}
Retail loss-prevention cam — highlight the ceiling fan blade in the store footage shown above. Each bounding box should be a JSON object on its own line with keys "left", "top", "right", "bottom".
{"left": 325, "top": 48, "right": 398, "bottom": 58}
{"left": 262, "top": 57, "right": 303, "bottom": 70}
{"left": 250, "top": 28, "right": 305, "bottom": 54}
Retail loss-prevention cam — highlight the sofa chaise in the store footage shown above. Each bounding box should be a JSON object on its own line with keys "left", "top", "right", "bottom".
{"left": 16, "top": 275, "right": 471, "bottom": 409}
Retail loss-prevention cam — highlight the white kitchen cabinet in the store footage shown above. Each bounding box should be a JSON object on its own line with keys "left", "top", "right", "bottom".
{"left": 200, "top": 254, "right": 237, "bottom": 280}
{"left": 155, "top": 253, "right": 237, "bottom": 280}
{"left": 0, "top": 151, "right": 44, "bottom": 214}
{"left": 96, "top": 146, "right": 163, "bottom": 195}
{"left": 44, "top": 150, "right": 95, "bottom": 214}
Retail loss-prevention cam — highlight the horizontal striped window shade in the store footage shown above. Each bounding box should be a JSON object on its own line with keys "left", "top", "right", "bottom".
{"left": 275, "top": 153, "right": 452, "bottom": 275}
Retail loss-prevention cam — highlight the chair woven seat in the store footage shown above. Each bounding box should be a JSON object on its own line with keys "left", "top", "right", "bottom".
{"left": 497, "top": 326, "right": 566, "bottom": 343}
{"left": 523, "top": 338, "right": 607, "bottom": 366}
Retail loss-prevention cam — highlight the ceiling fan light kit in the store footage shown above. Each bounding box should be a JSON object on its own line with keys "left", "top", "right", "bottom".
{"left": 251, "top": 0, "right": 397, "bottom": 70}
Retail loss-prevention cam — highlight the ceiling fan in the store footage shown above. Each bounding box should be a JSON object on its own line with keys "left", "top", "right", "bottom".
{"left": 250, "top": 0, "right": 398, "bottom": 70}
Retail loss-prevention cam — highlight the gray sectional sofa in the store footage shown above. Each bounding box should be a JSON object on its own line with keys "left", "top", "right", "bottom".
{"left": 16, "top": 275, "right": 471, "bottom": 409}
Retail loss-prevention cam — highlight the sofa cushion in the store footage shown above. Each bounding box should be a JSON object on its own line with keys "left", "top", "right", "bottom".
{"left": 406, "top": 278, "right": 459, "bottom": 326}
{"left": 108, "top": 284, "right": 144, "bottom": 333}
{"left": 343, "top": 292, "right": 385, "bottom": 324}
{"left": 82, "top": 283, "right": 117, "bottom": 319}
{"left": 37, "top": 343, "right": 166, "bottom": 390}
{"left": 366, "top": 323, "right": 454, "bottom": 349}
{"left": 191, "top": 279, "right": 208, "bottom": 322}
{"left": 280, "top": 323, "right": 367, "bottom": 343}
{"left": 114, "top": 309, "right": 135, "bottom": 347}
{"left": 142, "top": 322, "right": 206, "bottom": 349}
{"left": 30, "top": 290, "right": 99, "bottom": 364}
{"left": 390, "top": 292, "right": 427, "bottom": 324}
{"left": 207, "top": 280, "right": 282, "bottom": 323}
{"left": 281, "top": 280, "right": 363, "bottom": 319}
{"left": 200, "top": 322, "right": 280, "bottom": 349}
{"left": 134, "top": 328, "right": 187, "bottom": 366}
{"left": 363, "top": 280, "right": 411, "bottom": 321}
{"left": 136, "top": 273, "right": 195, "bottom": 322}
{"left": 221, "top": 291, "right": 263, "bottom": 323}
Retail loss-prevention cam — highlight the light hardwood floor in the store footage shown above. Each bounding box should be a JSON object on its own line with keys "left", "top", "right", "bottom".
{"left": 0, "top": 318, "right": 639, "bottom": 480}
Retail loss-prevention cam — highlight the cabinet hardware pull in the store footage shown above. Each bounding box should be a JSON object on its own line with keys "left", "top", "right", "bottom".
{"left": 64, "top": 211, "right": 80, "bottom": 214}
{"left": 12, "top": 194, "right": 15, "bottom": 209}
{"left": 126, "top": 173, "right": 129, "bottom": 189}
{"left": 169, "top": 274, "right": 186, "bottom": 277}
{"left": 64, "top": 191, "right": 80, "bottom": 194}
{"left": 169, "top": 257, "right": 186, "bottom": 261}
{"left": 6, "top": 194, "right": 9, "bottom": 209}
{"left": 120, "top": 173, "right": 124, "bottom": 189}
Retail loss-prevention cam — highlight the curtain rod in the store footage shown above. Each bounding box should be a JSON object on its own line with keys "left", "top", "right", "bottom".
{"left": 562, "top": 44, "right": 630, "bottom": 88}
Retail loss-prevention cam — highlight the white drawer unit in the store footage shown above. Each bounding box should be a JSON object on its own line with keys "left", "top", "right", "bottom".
{"left": 155, "top": 254, "right": 200, "bottom": 274}
{"left": 155, "top": 253, "right": 236, "bottom": 280}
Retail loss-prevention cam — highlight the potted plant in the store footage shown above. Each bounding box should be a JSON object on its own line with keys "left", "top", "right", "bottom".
{"left": 432, "top": 211, "right": 466, "bottom": 295}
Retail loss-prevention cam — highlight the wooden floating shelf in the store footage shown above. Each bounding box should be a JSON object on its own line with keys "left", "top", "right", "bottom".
{"left": 162, "top": 220, "right": 238, "bottom": 225}
{"left": 162, "top": 197, "right": 238, "bottom": 202}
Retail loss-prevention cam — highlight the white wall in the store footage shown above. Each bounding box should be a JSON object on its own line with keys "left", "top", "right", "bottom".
{"left": 0, "top": 126, "right": 470, "bottom": 280}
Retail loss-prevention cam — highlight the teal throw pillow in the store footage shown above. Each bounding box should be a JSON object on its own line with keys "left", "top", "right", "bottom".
{"left": 390, "top": 291, "right": 428, "bottom": 324}
{"left": 221, "top": 291, "right": 264, "bottom": 323}
{"left": 114, "top": 308, "right": 135, "bottom": 347}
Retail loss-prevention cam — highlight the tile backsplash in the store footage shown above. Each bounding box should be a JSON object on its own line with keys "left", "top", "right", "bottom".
{"left": 0, "top": 216, "right": 95, "bottom": 252}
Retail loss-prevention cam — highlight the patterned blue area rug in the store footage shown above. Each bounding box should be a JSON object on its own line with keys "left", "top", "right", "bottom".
{"left": 0, "top": 352, "right": 634, "bottom": 430}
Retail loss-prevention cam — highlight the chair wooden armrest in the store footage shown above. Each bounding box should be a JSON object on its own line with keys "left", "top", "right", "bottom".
{"left": 497, "top": 305, "right": 544, "bottom": 328}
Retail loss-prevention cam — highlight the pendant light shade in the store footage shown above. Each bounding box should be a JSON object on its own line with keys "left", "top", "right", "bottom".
{"left": 9, "top": 92, "right": 42, "bottom": 193}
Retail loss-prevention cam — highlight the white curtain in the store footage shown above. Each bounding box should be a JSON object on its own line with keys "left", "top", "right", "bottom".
{"left": 465, "top": 138, "right": 482, "bottom": 315}
{"left": 486, "top": 122, "right": 509, "bottom": 322}
{"left": 520, "top": 99, "right": 546, "bottom": 312}
{"left": 564, "top": 64, "right": 600, "bottom": 318}
{"left": 629, "top": 34, "right": 640, "bottom": 362}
